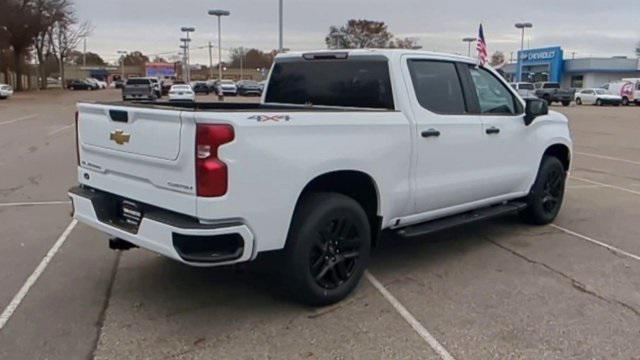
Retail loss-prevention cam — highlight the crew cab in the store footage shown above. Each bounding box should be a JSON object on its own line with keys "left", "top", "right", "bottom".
{"left": 534, "top": 82, "right": 575, "bottom": 106}
{"left": 69, "top": 50, "right": 572, "bottom": 306}
{"left": 122, "top": 78, "right": 157, "bottom": 101}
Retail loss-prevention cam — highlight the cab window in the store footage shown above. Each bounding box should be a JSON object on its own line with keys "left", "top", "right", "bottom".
{"left": 468, "top": 67, "right": 519, "bottom": 115}
{"left": 407, "top": 60, "right": 466, "bottom": 115}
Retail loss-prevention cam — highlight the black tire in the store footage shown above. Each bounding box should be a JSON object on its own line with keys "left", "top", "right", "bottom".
{"left": 622, "top": 97, "right": 630, "bottom": 106}
{"left": 562, "top": 101, "right": 571, "bottom": 106}
{"left": 575, "top": 98, "right": 582, "bottom": 105}
{"left": 520, "top": 156, "right": 566, "bottom": 225}
{"left": 595, "top": 99, "right": 603, "bottom": 106}
{"left": 543, "top": 95, "right": 551, "bottom": 105}
{"left": 284, "top": 192, "right": 371, "bottom": 306}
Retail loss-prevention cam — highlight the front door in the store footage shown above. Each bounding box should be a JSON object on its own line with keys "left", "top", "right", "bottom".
{"left": 464, "top": 65, "right": 535, "bottom": 198}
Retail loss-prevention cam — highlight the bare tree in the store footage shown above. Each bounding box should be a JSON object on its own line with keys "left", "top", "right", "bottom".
{"left": 33, "top": 0, "right": 70, "bottom": 89}
{"left": 48, "top": 19, "right": 91, "bottom": 86}
{"left": 391, "top": 37, "right": 421, "bottom": 49}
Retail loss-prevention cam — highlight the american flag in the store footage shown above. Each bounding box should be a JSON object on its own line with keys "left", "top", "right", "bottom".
{"left": 476, "top": 24, "right": 488, "bottom": 66}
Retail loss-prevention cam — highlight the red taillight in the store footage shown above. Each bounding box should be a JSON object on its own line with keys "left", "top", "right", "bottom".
{"left": 75, "top": 111, "right": 80, "bottom": 166}
{"left": 196, "top": 124, "right": 234, "bottom": 197}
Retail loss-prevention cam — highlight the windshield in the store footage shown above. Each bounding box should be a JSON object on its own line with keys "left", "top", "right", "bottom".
{"left": 266, "top": 58, "right": 394, "bottom": 109}
{"left": 126, "top": 79, "right": 151, "bottom": 85}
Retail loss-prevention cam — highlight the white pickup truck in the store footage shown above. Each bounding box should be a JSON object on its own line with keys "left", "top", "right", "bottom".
{"left": 70, "top": 49, "right": 572, "bottom": 305}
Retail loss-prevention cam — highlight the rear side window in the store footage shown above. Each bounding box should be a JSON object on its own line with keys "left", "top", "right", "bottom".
{"left": 543, "top": 83, "right": 560, "bottom": 89}
{"left": 407, "top": 60, "right": 466, "bottom": 114}
{"left": 265, "top": 59, "right": 394, "bottom": 109}
{"left": 126, "top": 79, "right": 151, "bottom": 85}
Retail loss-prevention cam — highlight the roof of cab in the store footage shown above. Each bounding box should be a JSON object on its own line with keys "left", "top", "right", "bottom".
{"left": 276, "top": 48, "right": 477, "bottom": 65}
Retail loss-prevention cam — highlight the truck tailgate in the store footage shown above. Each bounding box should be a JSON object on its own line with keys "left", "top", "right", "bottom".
{"left": 77, "top": 103, "right": 197, "bottom": 215}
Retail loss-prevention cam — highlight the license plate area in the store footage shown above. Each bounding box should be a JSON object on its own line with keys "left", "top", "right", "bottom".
{"left": 120, "top": 200, "right": 143, "bottom": 227}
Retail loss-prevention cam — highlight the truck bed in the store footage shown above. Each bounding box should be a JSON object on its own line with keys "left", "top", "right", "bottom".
{"left": 87, "top": 101, "right": 396, "bottom": 112}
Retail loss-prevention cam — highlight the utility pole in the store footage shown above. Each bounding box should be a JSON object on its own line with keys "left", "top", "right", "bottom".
{"left": 239, "top": 47, "right": 244, "bottom": 80}
{"left": 117, "top": 50, "right": 127, "bottom": 81}
{"left": 83, "top": 37, "right": 87, "bottom": 67}
{"left": 180, "top": 27, "right": 195, "bottom": 82}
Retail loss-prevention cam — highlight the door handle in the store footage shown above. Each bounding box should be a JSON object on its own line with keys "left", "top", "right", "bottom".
{"left": 421, "top": 129, "right": 441, "bottom": 138}
{"left": 485, "top": 127, "right": 500, "bottom": 135}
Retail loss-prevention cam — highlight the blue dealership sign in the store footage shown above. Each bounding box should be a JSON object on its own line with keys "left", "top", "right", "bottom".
{"left": 516, "top": 46, "right": 564, "bottom": 82}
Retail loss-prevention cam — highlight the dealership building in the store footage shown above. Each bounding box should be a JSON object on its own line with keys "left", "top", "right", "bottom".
{"left": 501, "top": 46, "right": 640, "bottom": 88}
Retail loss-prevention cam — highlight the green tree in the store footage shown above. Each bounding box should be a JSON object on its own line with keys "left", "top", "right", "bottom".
{"left": 229, "top": 48, "right": 273, "bottom": 69}
{"left": 326, "top": 20, "right": 394, "bottom": 49}
{"left": 120, "top": 51, "right": 149, "bottom": 66}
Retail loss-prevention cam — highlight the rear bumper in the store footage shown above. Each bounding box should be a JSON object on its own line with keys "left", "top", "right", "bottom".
{"left": 68, "top": 186, "right": 255, "bottom": 267}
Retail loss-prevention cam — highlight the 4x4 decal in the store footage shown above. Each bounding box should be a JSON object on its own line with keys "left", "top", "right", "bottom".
{"left": 248, "top": 115, "right": 291, "bottom": 122}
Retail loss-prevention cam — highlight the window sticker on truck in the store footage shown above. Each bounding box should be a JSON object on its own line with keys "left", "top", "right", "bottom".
{"left": 248, "top": 115, "right": 291, "bottom": 122}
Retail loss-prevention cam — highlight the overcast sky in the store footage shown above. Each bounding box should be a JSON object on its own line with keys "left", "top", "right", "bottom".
{"left": 75, "top": 0, "right": 640, "bottom": 65}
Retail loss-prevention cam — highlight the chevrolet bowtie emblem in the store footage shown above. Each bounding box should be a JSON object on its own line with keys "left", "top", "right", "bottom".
{"left": 110, "top": 130, "right": 131, "bottom": 145}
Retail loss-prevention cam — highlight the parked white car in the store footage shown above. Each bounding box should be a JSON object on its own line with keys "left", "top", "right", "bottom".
{"left": 510, "top": 82, "right": 536, "bottom": 98}
{"left": 70, "top": 49, "right": 572, "bottom": 306}
{"left": 168, "top": 84, "right": 195, "bottom": 102}
{"left": 575, "top": 88, "right": 622, "bottom": 106}
{"left": 85, "top": 78, "right": 104, "bottom": 90}
{"left": 216, "top": 79, "right": 238, "bottom": 96}
{"left": 0, "top": 84, "right": 13, "bottom": 99}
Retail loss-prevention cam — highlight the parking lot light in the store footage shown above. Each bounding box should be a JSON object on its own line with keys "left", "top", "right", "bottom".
{"left": 462, "top": 37, "right": 477, "bottom": 57}
{"left": 515, "top": 22, "right": 533, "bottom": 51}
{"left": 180, "top": 27, "right": 195, "bottom": 83}
{"left": 208, "top": 9, "right": 231, "bottom": 82}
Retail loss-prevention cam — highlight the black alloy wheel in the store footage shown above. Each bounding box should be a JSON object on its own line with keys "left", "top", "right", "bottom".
{"left": 284, "top": 192, "right": 371, "bottom": 306}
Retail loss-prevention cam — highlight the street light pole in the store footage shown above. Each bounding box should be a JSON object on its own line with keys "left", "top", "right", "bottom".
{"left": 278, "top": 0, "right": 284, "bottom": 52}
{"left": 208, "top": 10, "right": 230, "bottom": 82}
{"left": 515, "top": 22, "right": 533, "bottom": 51}
{"left": 208, "top": 41, "right": 214, "bottom": 79}
{"left": 514, "top": 23, "right": 533, "bottom": 82}
{"left": 462, "top": 37, "right": 477, "bottom": 57}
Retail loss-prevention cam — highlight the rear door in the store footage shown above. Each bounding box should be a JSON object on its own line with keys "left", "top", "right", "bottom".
{"left": 462, "top": 65, "right": 534, "bottom": 197}
{"left": 402, "top": 57, "right": 487, "bottom": 214}
{"left": 77, "top": 104, "right": 198, "bottom": 215}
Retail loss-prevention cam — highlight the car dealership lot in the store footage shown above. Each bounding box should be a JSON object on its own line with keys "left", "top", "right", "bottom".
{"left": 0, "top": 90, "right": 639, "bottom": 359}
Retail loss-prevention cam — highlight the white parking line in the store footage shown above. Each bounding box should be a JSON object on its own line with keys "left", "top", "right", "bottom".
{"left": 566, "top": 184, "right": 602, "bottom": 190}
{"left": 571, "top": 176, "right": 640, "bottom": 197}
{"left": 365, "top": 271, "right": 455, "bottom": 360}
{"left": 0, "top": 114, "right": 39, "bottom": 126}
{"left": 550, "top": 224, "right": 640, "bottom": 262}
{"left": 47, "top": 124, "right": 74, "bottom": 136}
{"left": 0, "top": 219, "right": 78, "bottom": 331}
{"left": 575, "top": 151, "right": 640, "bottom": 166}
{"left": 0, "top": 200, "right": 70, "bottom": 208}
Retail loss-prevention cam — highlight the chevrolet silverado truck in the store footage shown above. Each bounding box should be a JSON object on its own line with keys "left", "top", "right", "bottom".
{"left": 70, "top": 50, "right": 572, "bottom": 305}
{"left": 534, "top": 82, "right": 575, "bottom": 106}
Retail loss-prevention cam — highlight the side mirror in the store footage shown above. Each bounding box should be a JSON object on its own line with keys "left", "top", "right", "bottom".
{"left": 524, "top": 98, "right": 548, "bottom": 126}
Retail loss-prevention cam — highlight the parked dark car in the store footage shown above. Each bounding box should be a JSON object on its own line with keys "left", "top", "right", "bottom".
{"left": 237, "top": 80, "right": 263, "bottom": 96}
{"left": 192, "top": 82, "right": 210, "bottom": 95}
{"left": 68, "top": 80, "right": 95, "bottom": 90}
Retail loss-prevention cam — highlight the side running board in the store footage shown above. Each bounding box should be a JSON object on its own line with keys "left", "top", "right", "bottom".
{"left": 396, "top": 201, "right": 527, "bottom": 238}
